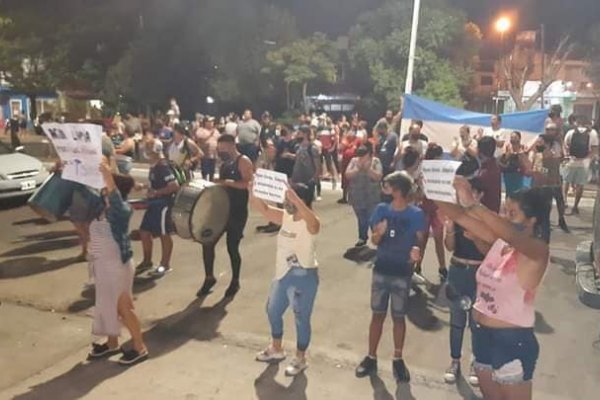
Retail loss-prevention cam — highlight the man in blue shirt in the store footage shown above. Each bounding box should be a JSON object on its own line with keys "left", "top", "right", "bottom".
{"left": 355, "top": 171, "right": 426, "bottom": 383}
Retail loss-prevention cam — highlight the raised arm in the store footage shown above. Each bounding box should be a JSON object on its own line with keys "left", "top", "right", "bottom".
{"left": 249, "top": 181, "right": 284, "bottom": 226}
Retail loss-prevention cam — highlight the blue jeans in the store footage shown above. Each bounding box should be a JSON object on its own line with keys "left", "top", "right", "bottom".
{"left": 353, "top": 207, "right": 372, "bottom": 241}
{"left": 447, "top": 264, "right": 478, "bottom": 360}
{"left": 267, "top": 267, "right": 319, "bottom": 351}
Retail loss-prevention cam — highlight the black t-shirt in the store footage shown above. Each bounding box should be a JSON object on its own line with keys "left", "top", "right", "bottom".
{"left": 275, "top": 138, "right": 298, "bottom": 177}
{"left": 259, "top": 125, "right": 277, "bottom": 148}
{"left": 149, "top": 160, "right": 176, "bottom": 203}
{"left": 401, "top": 133, "right": 429, "bottom": 142}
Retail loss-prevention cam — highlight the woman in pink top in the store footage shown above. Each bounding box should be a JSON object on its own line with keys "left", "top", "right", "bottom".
{"left": 436, "top": 177, "right": 550, "bottom": 400}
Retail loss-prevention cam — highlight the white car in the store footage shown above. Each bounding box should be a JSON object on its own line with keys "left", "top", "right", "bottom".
{"left": 0, "top": 142, "right": 49, "bottom": 200}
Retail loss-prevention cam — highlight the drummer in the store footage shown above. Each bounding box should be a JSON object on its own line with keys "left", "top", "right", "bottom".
{"left": 135, "top": 135, "right": 180, "bottom": 277}
{"left": 197, "top": 134, "right": 253, "bottom": 298}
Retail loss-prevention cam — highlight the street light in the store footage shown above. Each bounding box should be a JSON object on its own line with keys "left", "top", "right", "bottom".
{"left": 494, "top": 16, "right": 512, "bottom": 113}
{"left": 495, "top": 16, "right": 512, "bottom": 36}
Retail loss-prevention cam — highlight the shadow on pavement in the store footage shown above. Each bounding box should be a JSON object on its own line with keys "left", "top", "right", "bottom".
{"left": 550, "top": 255, "right": 576, "bottom": 276}
{"left": 17, "top": 230, "right": 77, "bottom": 242}
{"left": 534, "top": 311, "right": 555, "bottom": 335}
{"left": 0, "top": 196, "right": 28, "bottom": 211}
{"left": 1, "top": 238, "right": 79, "bottom": 257}
{"left": 67, "top": 276, "right": 158, "bottom": 313}
{"left": 407, "top": 289, "right": 443, "bottom": 332}
{"left": 455, "top": 375, "right": 482, "bottom": 400}
{"left": 12, "top": 297, "right": 232, "bottom": 400}
{"left": 254, "top": 364, "right": 307, "bottom": 400}
{"left": 369, "top": 374, "right": 417, "bottom": 400}
{"left": 0, "top": 256, "right": 80, "bottom": 279}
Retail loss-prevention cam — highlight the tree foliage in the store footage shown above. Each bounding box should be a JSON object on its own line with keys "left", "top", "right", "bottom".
{"left": 264, "top": 33, "right": 339, "bottom": 110}
{"left": 347, "top": 0, "right": 480, "bottom": 114}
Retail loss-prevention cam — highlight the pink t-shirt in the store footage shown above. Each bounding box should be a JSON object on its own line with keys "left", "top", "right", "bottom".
{"left": 474, "top": 239, "right": 536, "bottom": 327}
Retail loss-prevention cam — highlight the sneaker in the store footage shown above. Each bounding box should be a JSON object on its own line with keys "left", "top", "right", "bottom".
{"left": 316, "top": 196, "right": 322, "bottom": 202}
{"left": 337, "top": 198, "right": 348, "bottom": 204}
{"left": 439, "top": 267, "right": 448, "bottom": 282}
{"left": 224, "top": 282, "right": 240, "bottom": 298}
{"left": 468, "top": 364, "right": 479, "bottom": 386}
{"left": 196, "top": 277, "right": 217, "bottom": 297}
{"left": 256, "top": 347, "right": 286, "bottom": 363}
{"left": 355, "top": 356, "right": 377, "bottom": 378}
{"left": 558, "top": 217, "right": 570, "bottom": 233}
{"left": 118, "top": 348, "right": 149, "bottom": 366}
{"left": 412, "top": 273, "right": 427, "bottom": 285}
{"left": 393, "top": 359, "right": 410, "bottom": 382}
{"left": 149, "top": 265, "right": 172, "bottom": 278}
{"left": 88, "top": 343, "right": 120, "bottom": 359}
{"left": 135, "top": 261, "right": 153, "bottom": 275}
{"left": 285, "top": 357, "right": 308, "bottom": 376}
{"left": 443, "top": 360, "right": 461, "bottom": 384}
{"left": 355, "top": 239, "right": 367, "bottom": 247}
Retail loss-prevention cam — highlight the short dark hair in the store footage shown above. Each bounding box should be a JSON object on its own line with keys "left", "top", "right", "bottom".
{"left": 113, "top": 174, "right": 135, "bottom": 200}
{"left": 478, "top": 136, "right": 497, "bottom": 158}
{"left": 568, "top": 114, "right": 577, "bottom": 125}
{"left": 217, "top": 134, "right": 236, "bottom": 144}
{"left": 173, "top": 124, "right": 188, "bottom": 137}
{"left": 383, "top": 171, "right": 413, "bottom": 198}
{"left": 412, "top": 119, "right": 423, "bottom": 128}
{"left": 511, "top": 130, "right": 522, "bottom": 139}
{"left": 507, "top": 187, "right": 552, "bottom": 243}
{"left": 402, "top": 146, "right": 420, "bottom": 169}
{"left": 425, "top": 143, "right": 443, "bottom": 160}
{"left": 493, "top": 114, "right": 502, "bottom": 123}
{"left": 468, "top": 177, "right": 484, "bottom": 194}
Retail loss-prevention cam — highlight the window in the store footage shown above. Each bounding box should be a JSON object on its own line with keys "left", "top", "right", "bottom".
{"left": 480, "top": 76, "right": 494, "bottom": 86}
{"left": 10, "top": 99, "right": 22, "bottom": 118}
{"left": 479, "top": 61, "right": 495, "bottom": 73}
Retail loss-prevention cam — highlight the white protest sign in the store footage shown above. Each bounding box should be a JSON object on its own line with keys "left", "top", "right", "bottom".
{"left": 42, "top": 123, "right": 104, "bottom": 189}
{"left": 253, "top": 168, "right": 288, "bottom": 203}
{"left": 421, "top": 160, "right": 462, "bottom": 203}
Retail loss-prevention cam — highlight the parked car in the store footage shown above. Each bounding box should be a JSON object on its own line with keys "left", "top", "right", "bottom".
{"left": 0, "top": 142, "right": 49, "bottom": 200}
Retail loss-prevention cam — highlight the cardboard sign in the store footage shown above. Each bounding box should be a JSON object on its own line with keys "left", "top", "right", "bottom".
{"left": 253, "top": 168, "right": 288, "bottom": 203}
{"left": 421, "top": 160, "right": 462, "bottom": 203}
{"left": 42, "top": 123, "right": 104, "bottom": 189}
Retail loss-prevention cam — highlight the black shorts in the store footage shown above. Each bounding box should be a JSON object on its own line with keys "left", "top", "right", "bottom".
{"left": 140, "top": 204, "right": 175, "bottom": 236}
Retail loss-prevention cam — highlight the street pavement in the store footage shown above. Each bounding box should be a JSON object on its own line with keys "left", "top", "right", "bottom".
{"left": 0, "top": 171, "right": 599, "bottom": 399}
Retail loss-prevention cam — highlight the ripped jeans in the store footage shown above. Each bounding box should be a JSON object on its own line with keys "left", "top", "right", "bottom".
{"left": 267, "top": 267, "right": 319, "bottom": 352}
{"left": 472, "top": 323, "right": 539, "bottom": 384}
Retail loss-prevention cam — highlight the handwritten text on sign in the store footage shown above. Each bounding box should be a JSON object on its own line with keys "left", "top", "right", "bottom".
{"left": 42, "top": 123, "right": 104, "bottom": 189}
{"left": 253, "top": 168, "right": 288, "bottom": 203}
{"left": 421, "top": 160, "right": 462, "bottom": 203}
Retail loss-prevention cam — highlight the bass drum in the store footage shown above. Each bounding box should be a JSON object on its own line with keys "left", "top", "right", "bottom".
{"left": 171, "top": 180, "right": 230, "bottom": 244}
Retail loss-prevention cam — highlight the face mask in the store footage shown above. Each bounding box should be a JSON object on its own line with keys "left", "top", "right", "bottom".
{"left": 512, "top": 222, "right": 527, "bottom": 232}
{"left": 218, "top": 151, "right": 232, "bottom": 162}
{"left": 283, "top": 200, "right": 298, "bottom": 215}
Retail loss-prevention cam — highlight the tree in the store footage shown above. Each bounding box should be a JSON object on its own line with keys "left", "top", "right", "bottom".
{"left": 264, "top": 33, "right": 339, "bottom": 111}
{"left": 586, "top": 25, "right": 600, "bottom": 91}
{"left": 500, "top": 34, "right": 574, "bottom": 111}
{"left": 346, "top": 0, "right": 480, "bottom": 115}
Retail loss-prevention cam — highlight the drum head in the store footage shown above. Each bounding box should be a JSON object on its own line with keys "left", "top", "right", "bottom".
{"left": 190, "top": 185, "right": 230, "bottom": 244}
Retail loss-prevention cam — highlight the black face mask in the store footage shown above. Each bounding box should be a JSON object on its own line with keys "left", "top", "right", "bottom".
{"left": 218, "top": 151, "right": 232, "bottom": 161}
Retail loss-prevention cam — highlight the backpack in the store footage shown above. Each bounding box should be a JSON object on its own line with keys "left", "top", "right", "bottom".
{"left": 569, "top": 128, "right": 591, "bottom": 159}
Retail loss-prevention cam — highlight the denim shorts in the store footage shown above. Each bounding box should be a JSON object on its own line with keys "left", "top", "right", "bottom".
{"left": 472, "top": 323, "right": 539, "bottom": 384}
{"left": 370, "top": 272, "right": 411, "bottom": 318}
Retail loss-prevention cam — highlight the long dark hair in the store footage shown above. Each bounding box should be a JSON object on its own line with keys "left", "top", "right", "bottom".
{"left": 507, "top": 187, "right": 552, "bottom": 243}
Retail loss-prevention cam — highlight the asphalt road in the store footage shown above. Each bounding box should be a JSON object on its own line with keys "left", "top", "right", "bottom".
{"left": 0, "top": 174, "right": 599, "bottom": 399}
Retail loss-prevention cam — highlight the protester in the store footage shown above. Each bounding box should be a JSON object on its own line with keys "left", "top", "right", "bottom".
{"left": 345, "top": 144, "right": 383, "bottom": 247}
{"left": 274, "top": 126, "right": 297, "bottom": 178}
{"left": 224, "top": 113, "right": 239, "bottom": 136}
{"left": 339, "top": 125, "right": 361, "bottom": 204}
{"left": 395, "top": 123, "right": 428, "bottom": 170}
{"left": 5, "top": 113, "right": 22, "bottom": 150}
{"left": 87, "top": 157, "right": 148, "bottom": 366}
{"left": 374, "top": 121, "right": 398, "bottom": 177}
{"left": 477, "top": 137, "right": 502, "bottom": 213}
{"left": 529, "top": 123, "right": 569, "bottom": 237}
{"left": 114, "top": 129, "right": 136, "bottom": 175}
{"left": 135, "top": 134, "right": 179, "bottom": 277}
{"left": 436, "top": 178, "right": 551, "bottom": 400}
{"left": 400, "top": 120, "right": 428, "bottom": 142}
{"left": 450, "top": 125, "right": 478, "bottom": 161}
{"left": 197, "top": 134, "right": 253, "bottom": 298}
{"left": 194, "top": 117, "right": 220, "bottom": 181}
{"left": 483, "top": 114, "right": 507, "bottom": 157}
{"left": 252, "top": 184, "right": 320, "bottom": 376}
{"left": 563, "top": 116, "right": 599, "bottom": 214}
{"left": 290, "top": 125, "right": 320, "bottom": 207}
{"left": 237, "top": 109, "right": 262, "bottom": 163}
{"left": 442, "top": 178, "right": 487, "bottom": 386}
{"left": 420, "top": 144, "right": 448, "bottom": 282}
{"left": 318, "top": 124, "right": 339, "bottom": 190}
{"left": 259, "top": 111, "right": 277, "bottom": 150}
{"left": 355, "top": 171, "right": 425, "bottom": 383}
{"left": 168, "top": 125, "right": 203, "bottom": 181}
{"left": 499, "top": 131, "right": 528, "bottom": 197}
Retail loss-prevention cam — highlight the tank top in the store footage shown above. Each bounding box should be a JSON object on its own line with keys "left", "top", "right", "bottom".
{"left": 473, "top": 239, "right": 536, "bottom": 327}
{"left": 220, "top": 155, "right": 248, "bottom": 213}
{"left": 453, "top": 224, "right": 484, "bottom": 262}
{"left": 274, "top": 211, "right": 318, "bottom": 280}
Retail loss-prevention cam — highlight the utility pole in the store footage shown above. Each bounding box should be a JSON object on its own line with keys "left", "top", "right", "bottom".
{"left": 404, "top": 0, "right": 421, "bottom": 94}
{"left": 540, "top": 24, "right": 546, "bottom": 109}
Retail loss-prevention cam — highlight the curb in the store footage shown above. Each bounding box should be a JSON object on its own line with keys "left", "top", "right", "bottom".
{"left": 575, "top": 241, "right": 600, "bottom": 309}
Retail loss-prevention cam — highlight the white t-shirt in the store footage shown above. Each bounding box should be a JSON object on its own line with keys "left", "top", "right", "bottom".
{"left": 399, "top": 139, "right": 427, "bottom": 157}
{"left": 224, "top": 122, "right": 238, "bottom": 136}
{"left": 483, "top": 127, "right": 508, "bottom": 158}
{"left": 274, "top": 211, "right": 318, "bottom": 280}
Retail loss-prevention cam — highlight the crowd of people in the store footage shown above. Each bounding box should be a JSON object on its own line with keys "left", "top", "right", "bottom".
{"left": 45, "top": 98, "right": 598, "bottom": 399}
